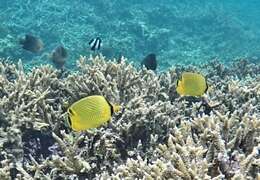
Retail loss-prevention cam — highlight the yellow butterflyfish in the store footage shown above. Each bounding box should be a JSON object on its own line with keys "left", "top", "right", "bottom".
{"left": 67, "top": 95, "right": 121, "bottom": 131}
{"left": 176, "top": 72, "right": 208, "bottom": 96}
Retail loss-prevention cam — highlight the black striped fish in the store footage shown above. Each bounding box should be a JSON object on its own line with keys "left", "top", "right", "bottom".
{"left": 89, "top": 37, "right": 102, "bottom": 51}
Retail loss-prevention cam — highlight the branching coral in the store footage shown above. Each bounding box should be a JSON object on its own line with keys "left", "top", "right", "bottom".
{"left": 0, "top": 56, "right": 259, "bottom": 179}
{"left": 108, "top": 112, "right": 259, "bottom": 180}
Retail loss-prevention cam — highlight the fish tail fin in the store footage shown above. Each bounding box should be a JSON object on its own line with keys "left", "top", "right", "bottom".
{"left": 112, "top": 104, "right": 121, "bottom": 113}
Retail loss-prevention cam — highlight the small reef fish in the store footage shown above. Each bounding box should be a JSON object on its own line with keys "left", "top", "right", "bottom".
{"left": 89, "top": 37, "right": 102, "bottom": 51}
{"left": 49, "top": 45, "right": 68, "bottom": 68}
{"left": 67, "top": 95, "right": 121, "bottom": 131}
{"left": 141, "top": 53, "right": 157, "bottom": 70}
{"left": 176, "top": 72, "right": 208, "bottom": 96}
{"left": 19, "top": 34, "right": 44, "bottom": 53}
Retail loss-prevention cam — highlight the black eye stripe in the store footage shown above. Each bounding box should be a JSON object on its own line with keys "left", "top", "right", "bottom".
{"left": 67, "top": 116, "right": 72, "bottom": 126}
{"left": 205, "top": 83, "right": 208, "bottom": 93}
{"left": 69, "top": 108, "right": 74, "bottom": 115}
{"left": 104, "top": 97, "right": 114, "bottom": 116}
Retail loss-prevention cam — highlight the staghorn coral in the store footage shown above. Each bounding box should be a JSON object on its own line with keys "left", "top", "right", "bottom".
{"left": 108, "top": 112, "right": 259, "bottom": 180}
{"left": 0, "top": 56, "right": 259, "bottom": 179}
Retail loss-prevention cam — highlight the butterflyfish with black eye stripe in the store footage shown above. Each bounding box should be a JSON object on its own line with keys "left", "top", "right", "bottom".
{"left": 176, "top": 72, "right": 208, "bottom": 97}
{"left": 67, "top": 95, "right": 121, "bottom": 131}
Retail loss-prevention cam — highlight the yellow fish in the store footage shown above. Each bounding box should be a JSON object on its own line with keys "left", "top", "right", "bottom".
{"left": 67, "top": 95, "right": 121, "bottom": 131}
{"left": 176, "top": 72, "right": 208, "bottom": 96}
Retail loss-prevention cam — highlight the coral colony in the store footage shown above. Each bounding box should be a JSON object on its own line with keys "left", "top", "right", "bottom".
{"left": 0, "top": 55, "right": 259, "bottom": 179}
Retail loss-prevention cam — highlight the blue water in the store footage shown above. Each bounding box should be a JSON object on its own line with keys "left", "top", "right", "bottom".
{"left": 0, "top": 0, "right": 260, "bottom": 70}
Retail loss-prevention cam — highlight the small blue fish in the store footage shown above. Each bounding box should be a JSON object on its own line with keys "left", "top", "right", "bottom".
{"left": 89, "top": 37, "right": 102, "bottom": 51}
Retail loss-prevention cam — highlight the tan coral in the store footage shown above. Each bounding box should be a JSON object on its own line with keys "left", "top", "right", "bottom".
{"left": 0, "top": 56, "right": 259, "bottom": 179}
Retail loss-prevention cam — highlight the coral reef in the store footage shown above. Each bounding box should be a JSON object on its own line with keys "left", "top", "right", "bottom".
{"left": 0, "top": 56, "right": 259, "bottom": 179}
